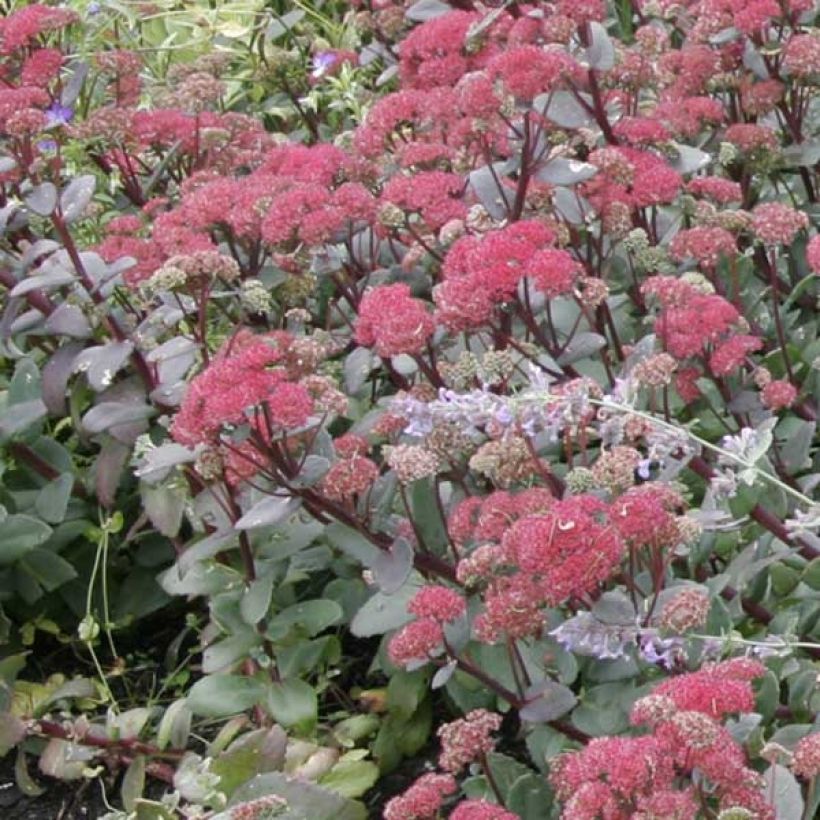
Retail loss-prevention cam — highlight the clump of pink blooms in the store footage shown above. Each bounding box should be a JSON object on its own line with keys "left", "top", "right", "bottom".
{"left": 550, "top": 659, "right": 772, "bottom": 819}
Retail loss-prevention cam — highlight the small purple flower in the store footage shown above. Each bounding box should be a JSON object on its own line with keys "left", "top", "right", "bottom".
{"left": 45, "top": 102, "right": 73, "bottom": 128}
{"left": 37, "top": 139, "right": 58, "bottom": 152}
{"left": 88, "top": 1, "right": 101, "bottom": 13}
{"left": 639, "top": 632, "right": 686, "bottom": 670}
{"left": 311, "top": 52, "right": 337, "bottom": 80}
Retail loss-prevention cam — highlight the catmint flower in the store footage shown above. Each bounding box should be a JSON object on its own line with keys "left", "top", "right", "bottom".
{"left": 45, "top": 101, "right": 73, "bottom": 127}
{"left": 311, "top": 51, "right": 337, "bottom": 79}
{"left": 639, "top": 632, "right": 687, "bottom": 669}
{"left": 549, "top": 612, "right": 639, "bottom": 660}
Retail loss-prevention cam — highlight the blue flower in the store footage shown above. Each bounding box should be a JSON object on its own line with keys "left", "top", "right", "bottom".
{"left": 311, "top": 52, "right": 337, "bottom": 79}
{"left": 45, "top": 102, "right": 73, "bottom": 128}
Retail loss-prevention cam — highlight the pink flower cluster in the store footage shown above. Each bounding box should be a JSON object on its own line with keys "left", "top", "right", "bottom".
{"left": 551, "top": 659, "right": 772, "bottom": 819}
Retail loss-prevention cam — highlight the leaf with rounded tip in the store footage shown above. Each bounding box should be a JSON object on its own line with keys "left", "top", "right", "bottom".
{"left": 343, "top": 346, "right": 375, "bottom": 395}
{"left": 187, "top": 675, "right": 266, "bottom": 718}
{"left": 371, "top": 537, "right": 414, "bottom": 594}
{"left": 135, "top": 442, "right": 197, "bottom": 484}
{"left": 235, "top": 495, "right": 301, "bottom": 530}
{"left": 121, "top": 755, "right": 146, "bottom": 812}
{"left": 762, "top": 763, "right": 804, "bottom": 820}
{"left": 82, "top": 402, "right": 154, "bottom": 434}
{"left": 552, "top": 186, "right": 590, "bottom": 224}
{"left": 240, "top": 574, "right": 275, "bottom": 625}
{"left": 142, "top": 484, "right": 185, "bottom": 537}
{"left": 42, "top": 342, "right": 83, "bottom": 415}
{"left": 536, "top": 157, "right": 598, "bottom": 186}
{"left": 405, "top": 0, "right": 450, "bottom": 21}
{"left": 0, "top": 399, "right": 47, "bottom": 439}
{"left": 534, "top": 91, "right": 593, "bottom": 129}
{"left": 10, "top": 266, "right": 74, "bottom": 296}
{"left": 73, "top": 341, "right": 134, "bottom": 391}
{"left": 25, "top": 182, "right": 58, "bottom": 216}
{"left": 350, "top": 575, "right": 423, "bottom": 638}
{"left": 34, "top": 474, "right": 74, "bottom": 524}
{"left": 44, "top": 303, "right": 91, "bottom": 338}
{"left": 469, "top": 164, "right": 514, "bottom": 220}
{"left": 60, "top": 175, "right": 96, "bottom": 223}
{"left": 268, "top": 599, "right": 344, "bottom": 640}
{"left": 519, "top": 680, "right": 577, "bottom": 723}
{"left": 156, "top": 699, "right": 192, "bottom": 752}
{"left": 586, "top": 22, "right": 615, "bottom": 71}
{"left": 265, "top": 679, "right": 318, "bottom": 732}
{"left": 61, "top": 60, "right": 88, "bottom": 106}
{"left": 557, "top": 332, "right": 607, "bottom": 365}
{"left": 94, "top": 438, "right": 131, "bottom": 508}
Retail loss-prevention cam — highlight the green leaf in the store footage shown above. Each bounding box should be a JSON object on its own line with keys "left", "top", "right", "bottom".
{"left": 485, "top": 753, "right": 537, "bottom": 802}
{"left": 325, "top": 522, "right": 381, "bottom": 566}
{"left": 19, "top": 549, "right": 77, "bottom": 591}
{"left": 0, "top": 515, "right": 52, "bottom": 564}
{"left": 802, "top": 557, "right": 820, "bottom": 590}
{"left": 141, "top": 484, "right": 185, "bottom": 538}
{"left": 267, "top": 599, "right": 343, "bottom": 640}
{"left": 156, "top": 699, "right": 192, "bottom": 751}
{"left": 350, "top": 576, "right": 422, "bottom": 638}
{"left": 762, "top": 763, "right": 804, "bottom": 820}
{"left": 241, "top": 574, "right": 275, "bottom": 625}
{"left": 187, "top": 675, "right": 265, "bottom": 718}
{"left": 235, "top": 495, "right": 301, "bottom": 530}
{"left": 507, "top": 773, "right": 555, "bottom": 820}
{"left": 265, "top": 679, "right": 317, "bottom": 733}
{"left": 211, "top": 726, "right": 288, "bottom": 799}
{"left": 519, "top": 680, "right": 577, "bottom": 723}
{"left": 410, "top": 479, "right": 449, "bottom": 553}
{"left": 319, "top": 757, "right": 379, "bottom": 799}
{"left": 202, "top": 634, "right": 261, "bottom": 675}
{"left": 0, "top": 399, "right": 47, "bottom": 439}
{"left": 121, "top": 755, "right": 146, "bottom": 812}
{"left": 34, "top": 474, "right": 74, "bottom": 524}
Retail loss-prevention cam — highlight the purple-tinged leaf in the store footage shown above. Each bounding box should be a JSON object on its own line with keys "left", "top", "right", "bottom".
{"left": 94, "top": 438, "right": 131, "bottom": 508}
{"left": 135, "top": 442, "right": 197, "bottom": 484}
{"left": 60, "top": 175, "right": 96, "bottom": 224}
{"left": 235, "top": 495, "right": 302, "bottom": 530}
{"left": 82, "top": 402, "right": 154, "bottom": 434}
{"left": 371, "top": 537, "right": 413, "bottom": 594}
{"left": 0, "top": 399, "right": 47, "bottom": 439}
{"left": 405, "top": 0, "right": 450, "bottom": 21}
{"left": 42, "top": 342, "right": 83, "bottom": 414}
{"left": 519, "top": 680, "right": 577, "bottom": 723}
{"left": 44, "top": 303, "right": 91, "bottom": 338}
{"left": 24, "top": 182, "right": 58, "bottom": 216}
{"left": 73, "top": 341, "right": 134, "bottom": 391}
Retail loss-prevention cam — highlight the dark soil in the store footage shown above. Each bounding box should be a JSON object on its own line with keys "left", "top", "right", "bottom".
{"left": 0, "top": 758, "right": 111, "bottom": 820}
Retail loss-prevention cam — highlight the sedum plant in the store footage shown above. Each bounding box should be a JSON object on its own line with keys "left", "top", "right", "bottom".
{"left": 0, "top": 0, "right": 819, "bottom": 818}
